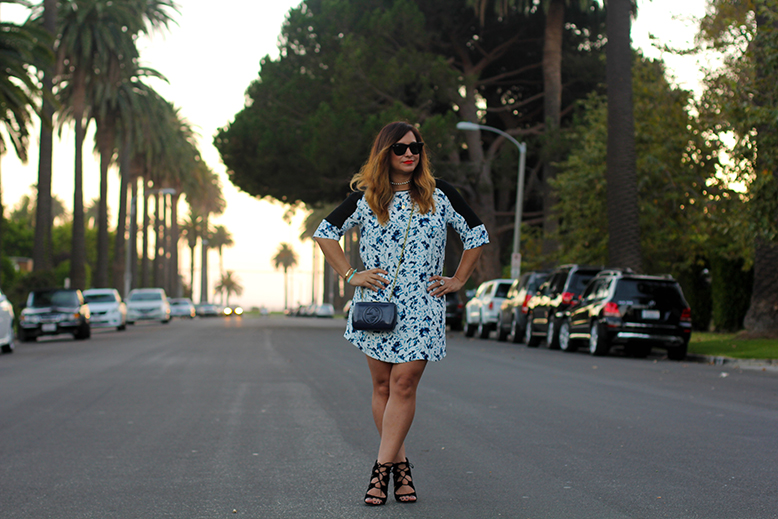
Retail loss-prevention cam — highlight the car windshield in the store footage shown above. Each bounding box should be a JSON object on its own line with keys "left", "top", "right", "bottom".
{"left": 494, "top": 283, "right": 512, "bottom": 298}
{"left": 129, "top": 292, "right": 162, "bottom": 301}
{"left": 30, "top": 290, "right": 79, "bottom": 307}
{"left": 570, "top": 271, "right": 600, "bottom": 294}
{"left": 614, "top": 280, "right": 685, "bottom": 307}
{"left": 84, "top": 293, "right": 117, "bottom": 303}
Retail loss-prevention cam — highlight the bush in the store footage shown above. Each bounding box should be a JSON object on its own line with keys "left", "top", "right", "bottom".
{"left": 710, "top": 255, "right": 753, "bottom": 332}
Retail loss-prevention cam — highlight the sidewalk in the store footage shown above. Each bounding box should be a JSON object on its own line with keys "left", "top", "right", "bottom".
{"left": 686, "top": 353, "right": 778, "bottom": 372}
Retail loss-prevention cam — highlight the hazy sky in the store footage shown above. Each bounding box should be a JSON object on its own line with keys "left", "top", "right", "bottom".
{"left": 2, "top": 0, "right": 709, "bottom": 310}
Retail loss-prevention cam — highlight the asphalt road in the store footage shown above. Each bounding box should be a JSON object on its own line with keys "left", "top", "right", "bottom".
{"left": 1, "top": 316, "right": 776, "bottom": 519}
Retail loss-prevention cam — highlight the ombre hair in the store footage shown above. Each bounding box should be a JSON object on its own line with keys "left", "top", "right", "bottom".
{"left": 350, "top": 122, "right": 436, "bottom": 225}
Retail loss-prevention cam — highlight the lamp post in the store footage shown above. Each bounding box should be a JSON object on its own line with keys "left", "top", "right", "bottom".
{"left": 124, "top": 187, "right": 176, "bottom": 299}
{"left": 456, "top": 121, "right": 527, "bottom": 279}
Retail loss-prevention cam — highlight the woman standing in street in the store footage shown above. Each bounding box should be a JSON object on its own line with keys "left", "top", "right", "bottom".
{"left": 314, "top": 121, "right": 489, "bottom": 505}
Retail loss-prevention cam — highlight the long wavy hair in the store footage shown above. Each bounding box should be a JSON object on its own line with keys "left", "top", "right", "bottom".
{"left": 350, "top": 122, "right": 436, "bottom": 225}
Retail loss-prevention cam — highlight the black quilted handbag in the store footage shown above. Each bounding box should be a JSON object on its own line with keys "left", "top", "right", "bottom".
{"left": 350, "top": 205, "right": 413, "bottom": 332}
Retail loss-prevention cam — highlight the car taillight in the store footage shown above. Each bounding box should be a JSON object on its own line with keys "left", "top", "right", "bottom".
{"left": 488, "top": 302, "right": 493, "bottom": 310}
{"left": 521, "top": 294, "right": 532, "bottom": 314}
{"left": 603, "top": 302, "right": 620, "bottom": 317}
{"left": 457, "top": 303, "right": 464, "bottom": 310}
{"left": 562, "top": 292, "right": 574, "bottom": 305}
{"left": 680, "top": 308, "right": 692, "bottom": 322}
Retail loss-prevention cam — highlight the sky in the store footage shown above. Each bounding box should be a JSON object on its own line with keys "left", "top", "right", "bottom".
{"left": 2, "top": 0, "right": 710, "bottom": 311}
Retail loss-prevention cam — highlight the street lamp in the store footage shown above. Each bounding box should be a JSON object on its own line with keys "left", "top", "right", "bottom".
{"left": 124, "top": 187, "right": 176, "bottom": 299}
{"left": 456, "top": 121, "right": 527, "bottom": 279}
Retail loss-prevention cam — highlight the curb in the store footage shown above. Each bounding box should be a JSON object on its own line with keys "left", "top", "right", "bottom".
{"left": 686, "top": 353, "right": 778, "bottom": 372}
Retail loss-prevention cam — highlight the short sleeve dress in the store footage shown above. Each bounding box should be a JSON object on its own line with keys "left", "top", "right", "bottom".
{"left": 313, "top": 179, "right": 489, "bottom": 363}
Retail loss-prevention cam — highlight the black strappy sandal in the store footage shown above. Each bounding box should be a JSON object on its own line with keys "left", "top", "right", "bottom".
{"left": 392, "top": 458, "right": 417, "bottom": 503}
{"left": 364, "top": 461, "right": 393, "bottom": 506}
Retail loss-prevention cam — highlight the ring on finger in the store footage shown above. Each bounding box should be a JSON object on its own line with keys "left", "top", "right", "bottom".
{"left": 439, "top": 279, "right": 445, "bottom": 286}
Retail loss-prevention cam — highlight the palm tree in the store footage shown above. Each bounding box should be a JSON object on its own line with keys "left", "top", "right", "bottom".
{"left": 605, "top": 0, "right": 641, "bottom": 271}
{"left": 179, "top": 209, "right": 201, "bottom": 298}
{"left": 209, "top": 225, "right": 234, "bottom": 279}
{"left": 273, "top": 243, "right": 298, "bottom": 311}
{"left": 0, "top": 7, "right": 53, "bottom": 283}
{"left": 187, "top": 163, "right": 225, "bottom": 303}
{"left": 32, "top": 0, "right": 57, "bottom": 273}
{"left": 215, "top": 270, "right": 243, "bottom": 307}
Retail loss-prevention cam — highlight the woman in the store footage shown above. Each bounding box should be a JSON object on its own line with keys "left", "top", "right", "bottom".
{"left": 313, "top": 121, "right": 488, "bottom": 506}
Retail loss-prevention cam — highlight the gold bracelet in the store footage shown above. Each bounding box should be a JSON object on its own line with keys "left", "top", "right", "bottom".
{"left": 343, "top": 267, "right": 355, "bottom": 279}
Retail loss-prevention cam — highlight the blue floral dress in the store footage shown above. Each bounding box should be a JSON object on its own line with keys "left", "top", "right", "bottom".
{"left": 314, "top": 179, "right": 489, "bottom": 363}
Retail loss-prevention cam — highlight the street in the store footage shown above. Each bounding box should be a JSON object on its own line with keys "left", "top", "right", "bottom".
{"left": 1, "top": 316, "right": 776, "bottom": 519}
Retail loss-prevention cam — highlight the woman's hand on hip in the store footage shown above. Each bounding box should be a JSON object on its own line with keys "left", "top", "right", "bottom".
{"left": 427, "top": 275, "right": 463, "bottom": 297}
{"left": 351, "top": 268, "right": 390, "bottom": 292}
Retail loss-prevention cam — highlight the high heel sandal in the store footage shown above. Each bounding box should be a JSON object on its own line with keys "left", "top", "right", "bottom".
{"left": 392, "top": 458, "right": 417, "bottom": 503}
{"left": 364, "top": 460, "right": 393, "bottom": 506}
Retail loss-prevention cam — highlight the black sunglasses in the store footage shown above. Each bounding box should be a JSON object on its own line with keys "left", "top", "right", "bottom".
{"left": 390, "top": 142, "right": 424, "bottom": 156}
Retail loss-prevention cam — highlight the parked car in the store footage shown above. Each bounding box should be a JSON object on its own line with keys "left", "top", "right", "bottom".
{"left": 314, "top": 303, "right": 334, "bottom": 318}
{"left": 18, "top": 288, "right": 91, "bottom": 342}
{"left": 169, "top": 298, "right": 196, "bottom": 319}
{"left": 445, "top": 292, "right": 464, "bottom": 330}
{"left": 524, "top": 264, "right": 602, "bottom": 348}
{"left": 558, "top": 270, "right": 692, "bottom": 360}
{"left": 126, "top": 288, "right": 170, "bottom": 324}
{"left": 83, "top": 288, "right": 127, "bottom": 331}
{"left": 195, "top": 302, "right": 220, "bottom": 317}
{"left": 463, "top": 278, "right": 514, "bottom": 338}
{"left": 495, "top": 271, "right": 550, "bottom": 342}
{"left": 0, "top": 286, "right": 15, "bottom": 353}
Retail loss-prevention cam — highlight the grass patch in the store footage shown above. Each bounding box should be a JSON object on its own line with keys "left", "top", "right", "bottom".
{"left": 689, "top": 332, "right": 778, "bottom": 359}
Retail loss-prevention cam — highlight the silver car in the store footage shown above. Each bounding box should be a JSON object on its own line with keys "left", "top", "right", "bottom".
{"left": 126, "top": 288, "right": 171, "bottom": 324}
{"left": 0, "top": 286, "right": 15, "bottom": 354}
{"left": 83, "top": 288, "right": 127, "bottom": 331}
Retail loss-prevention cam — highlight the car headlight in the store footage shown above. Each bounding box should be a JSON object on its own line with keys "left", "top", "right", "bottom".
{"left": 22, "top": 314, "right": 40, "bottom": 323}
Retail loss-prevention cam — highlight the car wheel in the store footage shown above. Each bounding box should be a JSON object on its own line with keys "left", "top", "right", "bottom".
{"left": 589, "top": 321, "right": 609, "bottom": 356}
{"left": 559, "top": 319, "right": 577, "bottom": 353}
{"left": 18, "top": 328, "right": 36, "bottom": 342}
{"left": 117, "top": 323, "right": 126, "bottom": 331}
{"left": 509, "top": 313, "right": 523, "bottom": 344}
{"left": 162, "top": 319, "right": 170, "bottom": 324}
{"left": 74, "top": 323, "right": 91, "bottom": 340}
{"left": 667, "top": 343, "right": 688, "bottom": 361}
{"left": 477, "top": 319, "right": 490, "bottom": 339}
{"left": 464, "top": 320, "right": 475, "bottom": 337}
{"left": 496, "top": 314, "right": 509, "bottom": 342}
{"left": 1, "top": 341, "right": 13, "bottom": 354}
{"left": 524, "top": 314, "right": 539, "bottom": 347}
{"left": 546, "top": 318, "right": 560, "bottom": 350}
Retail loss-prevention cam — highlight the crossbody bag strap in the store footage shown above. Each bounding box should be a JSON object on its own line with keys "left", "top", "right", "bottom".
{"left": 386, "top": 204, "right": 414, "bottom": 303}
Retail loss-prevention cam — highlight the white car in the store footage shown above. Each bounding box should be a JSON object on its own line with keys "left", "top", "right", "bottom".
{"left": 83, "top": 288, "right": 127, "bottom": 331}
{"left": 0, "top": 286, "right": 15, "bottom": 354}
{"left": 126, "top": 288, "right": 171, "bottom": 324}
{"left": 463, "top": 278, "right": 514, "bottom": 339}
{"left": 169, "top": 298, "right": 196, "bottom": 319}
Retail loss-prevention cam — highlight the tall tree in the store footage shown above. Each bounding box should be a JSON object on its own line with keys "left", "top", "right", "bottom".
{"left": 214, "top": 270, "right": 243, "bottom": 307}
{"left": 697, "top": 0, "right": 778, "bottom": 334}
{"left": 32, "top": 0, "right": 57, "bottom": 273}
{"left": 209, "top": 225, "right": 234, "bottom": 280}
{"left": 273, "top": 243, "right": 298, "bottom": 311}
{"left": 605, "top": 0, "right": 641, "bottom": 271}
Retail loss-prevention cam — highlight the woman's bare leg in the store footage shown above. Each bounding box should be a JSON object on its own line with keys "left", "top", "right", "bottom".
{"left": 364, "top": 356, "right": 427, "bottom": 503}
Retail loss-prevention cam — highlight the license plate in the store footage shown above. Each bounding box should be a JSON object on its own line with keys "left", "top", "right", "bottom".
{"left": 642, "top": 310, "right": 660, "bottom": 320}
{"left": 42, "top": 323, "right": 57, "bottom": 332}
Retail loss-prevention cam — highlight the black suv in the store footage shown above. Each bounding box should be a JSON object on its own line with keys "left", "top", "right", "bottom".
{"left": 496, "top": 271, "right": 550, "bottom": 342}
{"left": 524, "top": 264, "right": 602, "bottom": 348}
{"left": 557, "top": 270, "right": 692, "bottom": 360}
{"left": 18, "top": 288, "right": 91, "bottom": 342}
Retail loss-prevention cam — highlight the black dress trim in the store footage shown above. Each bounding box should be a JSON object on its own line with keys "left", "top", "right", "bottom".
{"left": 435, "top": 179, "right": 483, "bottom": 229}
{"left": 323, "top": 191, "right": 364, "bottom": 229}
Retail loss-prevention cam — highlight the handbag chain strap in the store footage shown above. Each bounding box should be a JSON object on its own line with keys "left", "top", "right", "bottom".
{"left": 386, "top": 203, "right": 415, "bottom": 303}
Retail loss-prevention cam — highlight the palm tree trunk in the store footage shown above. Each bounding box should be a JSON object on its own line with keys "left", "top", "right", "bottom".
{"left": 130, "top": 178, "right": 139, "bottom": 290}
{"left": 70, "top": 116, "right": 87, "bottom": 289}
{"left": 33, "top": 0, "right": 57, "bottom": 273}
{"left": 541, "top": 0, "right": 564, "bottom": 255}
{"left": 283, "top": 266, "right": 289, "bottom": 311}
{"left": 200, "top": 212, "right": 209, "bottom": 303}
{"left": 141, "top": 182, "right": 150, "bottom": 287}
{"left": 170, "top": 193, "right": 180, "bottom": 297}
{"left": 95, "top": 127, "right": 113, "bottom": 287}
{"left": 112, "top": 135, "right": 131, "bottom": 292}
{"left": 153, "top": 192, "right": 162, "bottom": 287}
{"left": 605, "top": 0, "right": 642, "bottom": 271}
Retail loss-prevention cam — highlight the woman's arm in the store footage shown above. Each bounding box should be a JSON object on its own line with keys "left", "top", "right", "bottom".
{"left": 427, "top": 245, "right": 484, "bottom": 298}
{"left": 314, "top": 237, "right": 390, "bottom": 292}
